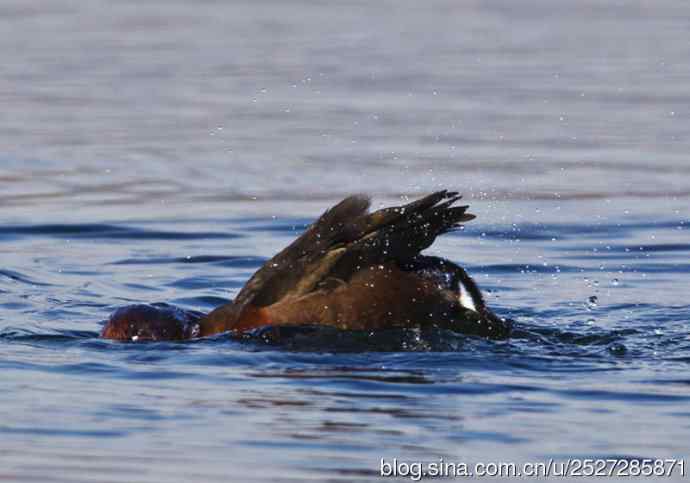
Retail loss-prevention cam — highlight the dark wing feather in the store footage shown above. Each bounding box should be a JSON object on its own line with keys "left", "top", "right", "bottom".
{"left": 234, "top": 190, "right": 475, "bottom": 308}
{"left": 233, "top": 195, "right": 370, "bottom": 308}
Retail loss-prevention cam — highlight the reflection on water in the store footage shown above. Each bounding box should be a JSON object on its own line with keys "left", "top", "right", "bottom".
{"left": 1, "top": 0, "right": 689, "bottom": 481}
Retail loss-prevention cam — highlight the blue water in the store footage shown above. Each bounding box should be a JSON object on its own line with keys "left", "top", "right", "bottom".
{"left": 2, "top": 203, "right": 688, "bottom": 481}
{"left": 2, "top": 0, "right": 690, "bottom": 481}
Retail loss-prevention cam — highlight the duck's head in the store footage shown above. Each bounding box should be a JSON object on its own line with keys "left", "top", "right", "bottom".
{"left": 101, "top": 303, "right": 202, "bottom": 341}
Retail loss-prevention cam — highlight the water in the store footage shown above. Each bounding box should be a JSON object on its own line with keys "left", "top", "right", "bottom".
{"left": 1, "top": 0, "right": 689, "bottom": 481}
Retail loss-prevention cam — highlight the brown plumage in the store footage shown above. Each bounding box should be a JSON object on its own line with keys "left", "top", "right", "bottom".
{"left": 101, "top": 191, "right": 511, "bottom": 341}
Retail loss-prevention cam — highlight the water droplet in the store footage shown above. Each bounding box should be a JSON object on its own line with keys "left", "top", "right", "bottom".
{"left": 608, "top": 343, "right": 627, "bottom": 356}
{"left": 612, "top": 278, "right": 620, "bottom": 286}
{"left": 586, "top": 296, "right": 599, "bottom": 309}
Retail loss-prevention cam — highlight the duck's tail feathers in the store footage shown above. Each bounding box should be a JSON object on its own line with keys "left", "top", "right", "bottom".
{"left": 336, "top": 190, "right": 475, "bottom": 267}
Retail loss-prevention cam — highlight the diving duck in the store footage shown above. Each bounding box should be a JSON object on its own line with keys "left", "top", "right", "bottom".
{"left": 101, "top": 190, "right": 511, "bottom": 341}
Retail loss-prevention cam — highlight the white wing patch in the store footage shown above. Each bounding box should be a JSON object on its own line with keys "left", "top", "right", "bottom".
{"left": 458, "top": 280, "right": 478, "bottom": 312}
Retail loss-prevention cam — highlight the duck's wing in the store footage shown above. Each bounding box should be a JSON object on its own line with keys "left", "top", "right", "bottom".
{"left": 233, "top": 194, "right": 370, "bottom": 308}
{"left": 234, "top": 190, "right": 475, "bottom": 309}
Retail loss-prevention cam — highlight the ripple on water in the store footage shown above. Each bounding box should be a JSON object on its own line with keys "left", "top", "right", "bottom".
{"left": 0, "top": 223, "right": 241, "bottom": 240}
{"left": 1, "top": 210, "right": 689, "bottom": 482}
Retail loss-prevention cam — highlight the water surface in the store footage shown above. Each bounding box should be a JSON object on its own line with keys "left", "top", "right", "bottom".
{"left": 1, "top": 0, "right": 689, "bottom": 481}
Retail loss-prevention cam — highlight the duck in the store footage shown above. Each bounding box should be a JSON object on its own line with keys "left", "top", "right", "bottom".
{"left": 101, "top": 190, "right": 511, "bottom": 341}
